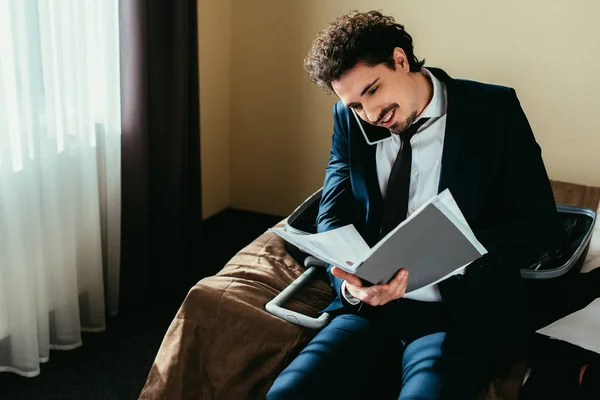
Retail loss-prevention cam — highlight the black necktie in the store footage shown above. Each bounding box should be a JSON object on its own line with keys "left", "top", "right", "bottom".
{"left": 380, "top": 118, "right": 430, "bottom": 238}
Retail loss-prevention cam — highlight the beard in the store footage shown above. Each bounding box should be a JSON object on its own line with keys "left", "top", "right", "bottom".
{"left": 389, "top": 110, "right": 418, "bottom": 135}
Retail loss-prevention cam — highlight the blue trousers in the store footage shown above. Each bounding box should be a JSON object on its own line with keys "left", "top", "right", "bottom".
{"left": 266, "top": 314, "right": 448, "bottom": 400}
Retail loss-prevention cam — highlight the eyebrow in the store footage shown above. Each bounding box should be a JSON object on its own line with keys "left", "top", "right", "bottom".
{"left": 346, "top": 78, "right": 380, "bottom": 109}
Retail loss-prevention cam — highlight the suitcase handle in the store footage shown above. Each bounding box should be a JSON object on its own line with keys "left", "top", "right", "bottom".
{"left": 265, "top": 256, "right": 331, "bottom": 330}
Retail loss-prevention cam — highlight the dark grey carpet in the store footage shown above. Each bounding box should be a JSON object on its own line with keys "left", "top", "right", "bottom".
{"left": 0, "top": 208, "right": 284, "bottom": 400}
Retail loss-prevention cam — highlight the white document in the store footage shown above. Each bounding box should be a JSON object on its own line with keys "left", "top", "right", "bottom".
{"left": 270, "top": 189, "right": 487, "bottom": 294}
{"left": 272, "top": 224, "right": 370, "bottom": 270}
{"left": 537, "top": 298, "right": 600, "bottom": 355}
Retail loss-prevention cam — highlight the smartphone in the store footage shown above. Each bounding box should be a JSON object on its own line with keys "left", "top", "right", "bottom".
{"left": 350, "top": 108, "right": 391, "bottom": 145}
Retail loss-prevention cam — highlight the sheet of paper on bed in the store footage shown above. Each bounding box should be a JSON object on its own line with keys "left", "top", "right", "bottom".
{"left": 536, "top": 298, "right": 600, "bottom": 355}
{"left": 270, "top": 189, "right": 487, "bottom": 293}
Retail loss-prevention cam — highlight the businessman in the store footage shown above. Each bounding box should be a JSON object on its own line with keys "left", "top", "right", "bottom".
{"left": 267, "top": 10, "right": 564, "bottom": 400}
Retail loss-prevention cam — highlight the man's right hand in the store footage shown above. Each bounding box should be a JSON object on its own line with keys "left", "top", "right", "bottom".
{"left": 331, "top": 267, "right": 409, "bottom": 307}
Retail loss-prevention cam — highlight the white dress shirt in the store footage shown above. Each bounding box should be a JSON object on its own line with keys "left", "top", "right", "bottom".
{"left": 343, "top": 68, "right": 462, "bottom": 304}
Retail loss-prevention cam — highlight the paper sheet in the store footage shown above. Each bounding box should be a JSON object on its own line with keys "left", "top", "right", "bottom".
{"left": 270, "top": 225, "right": 371, "bottom": 270}
{"left": 537, "top": 298, "right": 600, "bottom": 355}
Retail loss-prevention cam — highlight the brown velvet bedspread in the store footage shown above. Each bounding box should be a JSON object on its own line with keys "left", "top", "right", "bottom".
{"left": 139, "top": 180, "right": 600, "bottom": 400}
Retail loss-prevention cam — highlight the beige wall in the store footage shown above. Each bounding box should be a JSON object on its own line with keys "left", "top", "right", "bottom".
{"left": 223, "top": 0, "right": 600, "bottom": 216}
{"left": 198, "top": 0, "right": 233, "bottom": 218}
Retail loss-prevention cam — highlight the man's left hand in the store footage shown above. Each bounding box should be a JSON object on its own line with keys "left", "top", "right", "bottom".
{"left": 331, "top": 267, "right": 409, "bottom": 306}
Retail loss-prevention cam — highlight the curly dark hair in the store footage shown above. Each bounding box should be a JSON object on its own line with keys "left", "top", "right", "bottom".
{"left": 304, "top": 10, "right": 425, "bottom": 93}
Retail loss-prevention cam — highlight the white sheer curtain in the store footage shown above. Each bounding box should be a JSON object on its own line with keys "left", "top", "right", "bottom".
{"left": 0, "top": 0, "right": 121, "bottom": 377}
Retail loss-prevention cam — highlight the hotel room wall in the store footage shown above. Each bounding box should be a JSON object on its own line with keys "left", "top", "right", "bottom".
{"left": 224, "top": 0, "right": 600, "bottom": 216}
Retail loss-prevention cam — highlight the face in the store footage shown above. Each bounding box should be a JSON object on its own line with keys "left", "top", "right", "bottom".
{"left": 331, "top": 48, "right": 421, "bottom": 135}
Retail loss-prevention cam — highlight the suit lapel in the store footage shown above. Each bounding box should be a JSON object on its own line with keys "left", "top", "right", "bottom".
{"left": 362, "top": 142, "right": 382, "bottom": 219}
{"left": 427, "top": 68, "right": 468, "bottom": 193}
{"left": 347, "top": 112, "right": 383, "bottom": 243}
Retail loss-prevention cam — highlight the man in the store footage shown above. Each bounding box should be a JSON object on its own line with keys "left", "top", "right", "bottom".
{"left": 267, "top": 10, "right": 564, "bottom": 399}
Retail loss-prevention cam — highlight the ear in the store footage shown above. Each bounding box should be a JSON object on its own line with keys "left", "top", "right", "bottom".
{"left": 392, "top": 47, "right": 409, "bottom": 72}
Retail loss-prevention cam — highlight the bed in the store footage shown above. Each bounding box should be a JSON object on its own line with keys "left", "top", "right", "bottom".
{"left": 139, "top": 180, "right": 600, "bottom": 400}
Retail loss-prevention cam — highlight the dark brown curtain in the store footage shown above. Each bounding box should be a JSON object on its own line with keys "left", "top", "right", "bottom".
{"left": 118, "top": 0, "right": 202, "bottom": 311}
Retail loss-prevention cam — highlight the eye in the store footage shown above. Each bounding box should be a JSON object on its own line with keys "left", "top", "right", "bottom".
{"left": 368, "top": 86, "right": 378, "bottom": 95}
{"left": 351, "top": 104, "right": 362, "bottom": 111}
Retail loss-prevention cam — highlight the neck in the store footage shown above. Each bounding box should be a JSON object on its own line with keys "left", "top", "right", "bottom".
{"left": 414, "top": 71, "right": 434, "bottom": 117}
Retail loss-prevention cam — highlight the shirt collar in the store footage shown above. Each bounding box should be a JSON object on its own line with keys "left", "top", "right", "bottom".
{"left": 417, "top": 67, "right": 446, "bottom": 120}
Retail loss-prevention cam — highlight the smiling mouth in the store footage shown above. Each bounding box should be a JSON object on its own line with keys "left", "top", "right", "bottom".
{"left": 380, "top": 107, "right": 396, "bottom": 127}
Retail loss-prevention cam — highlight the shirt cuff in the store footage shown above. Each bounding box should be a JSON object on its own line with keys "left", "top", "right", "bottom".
{"left": 341, "top": 280, "right": 361, "bottom": 305}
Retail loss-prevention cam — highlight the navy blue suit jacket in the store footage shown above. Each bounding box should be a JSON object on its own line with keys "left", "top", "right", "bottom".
{"left": 317, "top": 67, "right": 563, "bottom": 312}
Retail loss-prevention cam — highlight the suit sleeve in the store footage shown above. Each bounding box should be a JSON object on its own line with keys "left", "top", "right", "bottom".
{"left": 473, "top": 89, "right": 563, "bottom": 268}
{"left": 317, "top": 104, "right": 361, "bottom": 309}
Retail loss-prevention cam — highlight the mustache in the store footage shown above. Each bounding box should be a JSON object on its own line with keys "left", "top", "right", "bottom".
{"left": 377, "top": 104, "right": 399, "bottom": 124}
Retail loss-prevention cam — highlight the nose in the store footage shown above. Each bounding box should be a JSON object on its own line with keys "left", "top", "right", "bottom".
{"left": 364, "top": 106, "right": 380, "bottom": 124}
